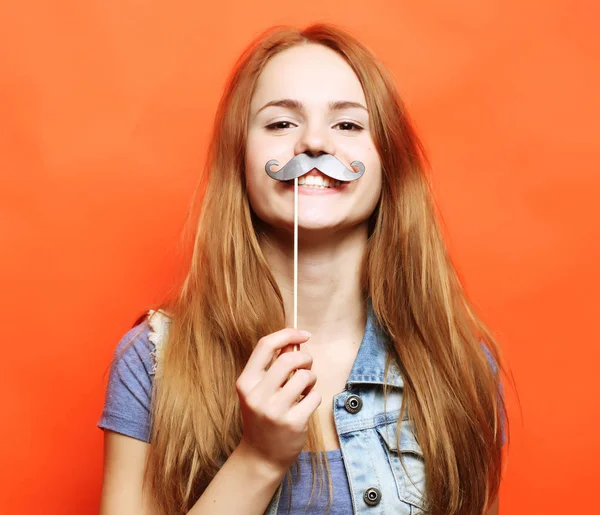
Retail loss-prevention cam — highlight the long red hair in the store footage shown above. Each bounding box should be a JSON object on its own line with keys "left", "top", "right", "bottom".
{"left": 124, "top": 23, "right": 509, "bottom": 515}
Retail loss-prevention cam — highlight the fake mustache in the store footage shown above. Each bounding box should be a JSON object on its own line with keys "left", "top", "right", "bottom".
{"left": 265, "top": 154, "right": 365, "bottom": 182}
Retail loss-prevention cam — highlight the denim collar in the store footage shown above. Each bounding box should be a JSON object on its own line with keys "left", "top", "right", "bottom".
{"left": 346, "top": 300, "right": 405, "bottom": 389}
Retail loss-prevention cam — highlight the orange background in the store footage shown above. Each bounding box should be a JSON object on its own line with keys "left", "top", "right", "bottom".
{"left": 1, "top": 1, "right": 598, "bottom": 513}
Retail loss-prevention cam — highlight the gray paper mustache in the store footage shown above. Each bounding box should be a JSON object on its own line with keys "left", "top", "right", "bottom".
{"left": 265, "top": 154, "right": 365, "bottom": 182}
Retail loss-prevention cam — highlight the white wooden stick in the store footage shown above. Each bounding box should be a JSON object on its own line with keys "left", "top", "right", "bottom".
{"left": 293, "top": 176, "right": 298, "bottom": 350}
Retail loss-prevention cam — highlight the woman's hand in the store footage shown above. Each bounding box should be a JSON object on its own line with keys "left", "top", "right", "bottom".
{"left": 235, "top": 328, "right": 321, "bottom": 472}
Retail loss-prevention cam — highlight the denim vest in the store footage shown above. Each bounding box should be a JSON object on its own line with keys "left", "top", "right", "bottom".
{"left": 264, "top": 303, "right": 426, "bottom": 514}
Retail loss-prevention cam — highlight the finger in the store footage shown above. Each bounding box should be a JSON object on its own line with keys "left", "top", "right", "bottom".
{"left": 253, "top": 350, "right": 313, "bottom": 399}
{"left": 280, "top": 342, "right": 301, "bottom": 355}
{"left": 244, "top": 328, "right": 311, "bottom": 377}
{"left": 289, "top": 390, "right": 322, "bottom": 421}
{"left": 275, "top": 368, "right": 317, "bottom": 409}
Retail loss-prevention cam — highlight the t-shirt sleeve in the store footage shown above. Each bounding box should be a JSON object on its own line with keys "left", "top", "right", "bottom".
{"left": 97, "top": 323, "right": 155, "bottom": 442}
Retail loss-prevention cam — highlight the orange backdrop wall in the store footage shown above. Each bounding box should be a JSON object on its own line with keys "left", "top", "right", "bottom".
{"left": 1, "top": 1, "right": 598, "bottom": 513}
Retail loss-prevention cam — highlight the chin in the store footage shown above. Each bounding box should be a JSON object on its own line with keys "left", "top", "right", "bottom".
{"left": 297, "top": 222, "right": 353, "bottom": 237}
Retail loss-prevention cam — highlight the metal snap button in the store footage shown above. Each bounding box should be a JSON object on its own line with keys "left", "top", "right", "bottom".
{"left": 363, "top": 487, "right": 381, "bottom": 506}
{"left": 344, "top": 394, "right": 363, "bottom": 414}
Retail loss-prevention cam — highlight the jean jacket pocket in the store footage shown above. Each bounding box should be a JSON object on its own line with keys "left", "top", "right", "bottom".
{"left": 376, "top": 418, "right": 427, "bottom": 511}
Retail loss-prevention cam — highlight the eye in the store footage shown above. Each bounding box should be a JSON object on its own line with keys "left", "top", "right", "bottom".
{"left": 265, "top": 121, "right": 297, "bottom": 131}
{"left": 334, "top": 122, "right": 364, "bottom": 132}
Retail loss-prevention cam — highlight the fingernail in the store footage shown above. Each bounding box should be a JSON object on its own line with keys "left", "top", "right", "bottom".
{"left": 300, "top": 330, "right": 311, "bottom": 338}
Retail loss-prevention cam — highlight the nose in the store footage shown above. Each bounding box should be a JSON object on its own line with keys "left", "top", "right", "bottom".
{"left": 293, "top": 121, "right": 335, "bottom": 158}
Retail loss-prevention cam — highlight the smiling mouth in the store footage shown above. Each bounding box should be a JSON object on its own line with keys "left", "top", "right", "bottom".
{"left": 284, "top": 177, "right": 347, "bottom": 189}
{"left": 284, "top": 169, "right": 348, "bottom": 188}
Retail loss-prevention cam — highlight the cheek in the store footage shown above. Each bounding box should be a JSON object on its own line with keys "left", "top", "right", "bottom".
{"left": 245, "top": 170, "right": 264, "bottom": 210}
{"left": 244, "top": 153, "right": 274, "bottom": 219}
{"left": 244, "top": 145, "right": 256, "bottom": 184}
{"left": 244, "top": 147, "right": 264, "bottom": 195}
{"left": 367, "top": 179, "right": 382, "bottom": 213}
{"left": 360, "top": 169, "right": 383, "bottom": 218}
{"left": 245, "top": 133, "right": 274, "bottom": 189}
{"left": 364, "top": 163, "right": 382, "bottom": 201}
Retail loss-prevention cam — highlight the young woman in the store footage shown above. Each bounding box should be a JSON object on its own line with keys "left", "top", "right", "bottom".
{"left": 98, "top": 23, "right": 507, "bottom": 515}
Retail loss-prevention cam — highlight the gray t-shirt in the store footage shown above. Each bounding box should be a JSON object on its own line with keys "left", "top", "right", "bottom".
{"left": 98, "top": 323, "right": 352, "bottom": 513}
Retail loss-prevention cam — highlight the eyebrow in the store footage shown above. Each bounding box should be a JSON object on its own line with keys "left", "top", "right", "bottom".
{"left": 255, "top": 99, "right": 368, "bottom": 116}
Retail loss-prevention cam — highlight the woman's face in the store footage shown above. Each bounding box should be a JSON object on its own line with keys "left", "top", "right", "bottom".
{"left": 245, "top": 43, "right": 382, "bottom": 235}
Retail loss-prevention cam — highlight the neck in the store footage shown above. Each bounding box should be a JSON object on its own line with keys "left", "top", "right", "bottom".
{"left": 259, "top": 223, "right": 368, "bottom": 346}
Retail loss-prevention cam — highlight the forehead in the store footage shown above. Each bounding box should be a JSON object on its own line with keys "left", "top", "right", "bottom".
{"left": 250, "top": 43, "right": 367, "bottom": 111}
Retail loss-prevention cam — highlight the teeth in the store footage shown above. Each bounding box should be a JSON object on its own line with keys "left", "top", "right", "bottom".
{"left": 293, "top": 175, "right": 345, "bottom": 188}
{"left": 299, "top": 181, "right": 344, "bottom": 189}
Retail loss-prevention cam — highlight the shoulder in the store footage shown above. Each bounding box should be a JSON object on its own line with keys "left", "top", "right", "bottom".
{"left": 111, "top": 309, "right": 172, "bottom": 377}
{"left": 97, "top": 309, "right": 172, "bottom": 442}
{"left": 112, "top": 324, "right": 153, "bottom": 376}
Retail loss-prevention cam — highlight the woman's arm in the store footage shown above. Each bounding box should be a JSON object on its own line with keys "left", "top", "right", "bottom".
{"left": 99, "top": 432, "right": 161, "bottom": 515}
{"left": 187, "top": 439, "right": 285, "bottom": 514}
{"left": 99, "top": 431, "right": 286, "bottom": 515}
